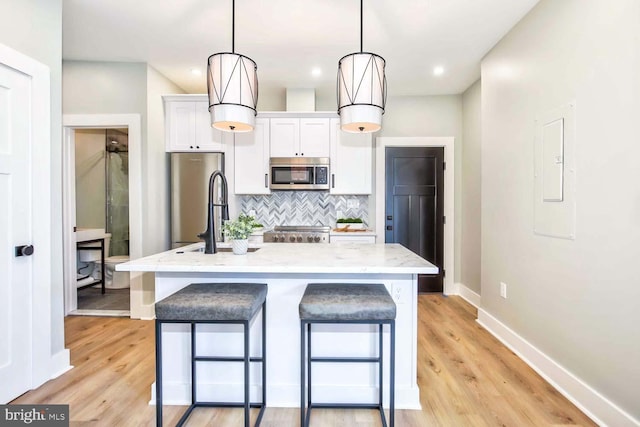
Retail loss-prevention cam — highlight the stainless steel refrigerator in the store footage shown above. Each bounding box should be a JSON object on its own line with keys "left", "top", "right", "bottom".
{"left": 170, "top": 152, "right": 225, "bottom": 248}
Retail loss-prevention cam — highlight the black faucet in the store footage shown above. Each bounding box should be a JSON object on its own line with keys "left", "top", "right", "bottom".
{"left": 197, "top": 170, "right": 229, "bottom": 254}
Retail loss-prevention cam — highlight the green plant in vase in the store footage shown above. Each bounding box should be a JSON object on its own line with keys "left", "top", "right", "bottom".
{"left": 222, "top": 217, "right": 255, "bottom": 254}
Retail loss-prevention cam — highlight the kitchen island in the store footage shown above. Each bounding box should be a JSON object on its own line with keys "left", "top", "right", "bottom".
{"left": 117, "top": 242, "right": 437, "bottom": 409}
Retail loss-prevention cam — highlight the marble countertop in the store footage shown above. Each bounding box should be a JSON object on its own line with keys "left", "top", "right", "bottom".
{"left": 117, "top": 242, "right": 437, "bottom": 275}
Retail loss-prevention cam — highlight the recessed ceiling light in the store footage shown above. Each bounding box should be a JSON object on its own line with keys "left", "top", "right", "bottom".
{"left": 190, "top": 68, "right": 202, "bottom": 76}
{"left": 433, "top": 66, "right": 445, "bottom": 76}
{"left": 311, "top": 67, "right": 322, "bottom": 77}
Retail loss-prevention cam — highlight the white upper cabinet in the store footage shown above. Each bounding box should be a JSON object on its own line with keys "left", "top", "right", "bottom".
{"left": 270, "top": 118, "right": 299, "bottom": 157}
{"left": 329, "top": 118, "right": 373, "bottom": 195}
{"left": 164, "top": 96, "right": 225, "bottom": 152}
{"left": 269, "top": 118, "right": 330, "bottom": 157}
{"left": 234, "top": 118, "right": 271, "bottom": 195}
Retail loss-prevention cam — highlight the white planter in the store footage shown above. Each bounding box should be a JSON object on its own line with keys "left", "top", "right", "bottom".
{"left": 336, "top": 222, "right": 364, "bottom": 230}
{"left": 231, "top": 239, "right": 249, "bottom": 255}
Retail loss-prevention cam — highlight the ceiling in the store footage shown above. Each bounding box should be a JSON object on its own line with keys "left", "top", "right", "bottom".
{"left": 62, "top": 0, "right": 540, "bottom": 99}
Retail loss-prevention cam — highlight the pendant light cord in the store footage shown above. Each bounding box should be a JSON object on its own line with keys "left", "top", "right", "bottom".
{"left": 232, "top": 0, "right": 235, "bottom": 53}
{"left": 360, "top": 0, "right": 363, "bottom": 52}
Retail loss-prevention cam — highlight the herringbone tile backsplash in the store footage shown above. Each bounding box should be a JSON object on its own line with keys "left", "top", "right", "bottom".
{"left": 239, "top": 192, "right": 369, "bottom": 228}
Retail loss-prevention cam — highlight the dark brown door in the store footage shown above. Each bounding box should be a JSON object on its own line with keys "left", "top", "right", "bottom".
{"left": 385, "top": 147, "right": 444, "bottom": 292}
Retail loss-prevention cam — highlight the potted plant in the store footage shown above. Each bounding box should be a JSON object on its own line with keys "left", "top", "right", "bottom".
{"left": 222, "top": 216, "right": 256, "bottom": 255}
{"left": 238, "top": 213, "right": 263, "bottom": 231}
{"left": 336, "top": 217, "right": 365, "bottom": 230}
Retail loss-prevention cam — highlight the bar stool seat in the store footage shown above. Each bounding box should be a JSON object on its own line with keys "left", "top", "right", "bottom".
{"left": 299, "top": 283, "right": 396, "bottom": 427}
{"left": 155, "top": 283, "right": 267, "bottom": 427}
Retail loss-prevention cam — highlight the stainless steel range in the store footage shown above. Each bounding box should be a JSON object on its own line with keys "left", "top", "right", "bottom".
{"left": 263, "top": 226, "right": 330, "bottom": 243}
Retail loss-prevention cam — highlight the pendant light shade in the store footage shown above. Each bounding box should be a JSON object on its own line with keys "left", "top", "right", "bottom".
{"left": 337, "top": 52, "right": 386, "bottom": 133}
{"left": 207, "top": 0, "right": 258, "bottom": 133}
{"left": 337, "top": 0, "right": 387, "bottom": 133}
{"left": 207, "top": 52, "right": 258, "bottom": 132}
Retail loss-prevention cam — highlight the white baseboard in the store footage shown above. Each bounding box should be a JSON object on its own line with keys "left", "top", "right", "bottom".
{"left": 49, "top": 349, "right": 72, "bottom": 380}
{"left": 454, "top": 282, "right": 481, "bottom": 308}
{"left": 477, "top": 308, "right": 639, "bottom": 427}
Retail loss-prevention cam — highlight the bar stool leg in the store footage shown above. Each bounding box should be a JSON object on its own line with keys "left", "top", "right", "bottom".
{"left": 300, "top": 320, "right": 305, "bottom": 427}
{"left": 191, "top": 323, "right": 196, "bottom": 406}
{"left": 379, "top": 323, "right": 384, "bottom": 418}
{"left": 155, "top": 320, "right": 162, "bottom": 427}
{"left": 390, "top": 320, "right": 396, "bottom": 427}
{"left": 306, "top": 323, "right": 312, "bottom": 426}
{"left": 262, "top": 302, "right": 267, "bottom": 416}
{"left": 244, "top": 320, "right": 250, "bottom": 427}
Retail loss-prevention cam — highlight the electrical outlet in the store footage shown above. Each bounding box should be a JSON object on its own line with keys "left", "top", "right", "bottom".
{"left": 391, "top": 284, "right": 402, "bottom": 303}
{"left": 336, "top": 210, "right": 344, "bottom": 220}
{"left": 500, "top": 282, "right": 508, "bottom": 299}
{"left": 347, "top": 199, "right": 359, "bottom": 209}
{"left": 248, "top": 209, "right": 256, "bottom": 217}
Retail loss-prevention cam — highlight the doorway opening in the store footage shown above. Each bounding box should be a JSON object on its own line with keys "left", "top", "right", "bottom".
{"left": 385, "top": 146, "right": 445, "bottom": 292}
{"left": 62, "top": 114, "right": 143, "bottom": 318}
{"left": 75, "top": 128, "right": 130, "bottom": 313}
{"left": 375, "top": 137, "right": 455, "bottom": 294}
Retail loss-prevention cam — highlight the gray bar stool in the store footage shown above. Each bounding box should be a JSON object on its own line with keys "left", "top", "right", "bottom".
{"left": 299, "top": 283, "right": 396, "bottom": 427}
{"left": 155, "top": 283, "right": 267, "bottom": 427}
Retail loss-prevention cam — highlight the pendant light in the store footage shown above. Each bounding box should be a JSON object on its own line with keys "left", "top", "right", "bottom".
{"left": 207, "top": 0, "right": 258, "bottom": 132}
{"left": 337, "top": 0, "right": 387, "bottom": 133}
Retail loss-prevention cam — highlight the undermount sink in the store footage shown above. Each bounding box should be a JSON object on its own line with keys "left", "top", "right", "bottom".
{"left": 187, "top": 246, "right": 260, "bottom": 253}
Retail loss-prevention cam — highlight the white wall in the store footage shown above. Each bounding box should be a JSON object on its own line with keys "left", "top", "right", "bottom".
{"left": 461, "top": 81, "right": 481, "bottom": 294}
{"left": 0, "top": 0, "right": 65, "bottom": 357}
{"left": 146, "top": 65, "right": 185, "bottom": 253}
{"left": 481, "top": 0, "right": 640, "bottom": 422}
{"left": 63, "top": 61, "right": 185, "bottom": 314}
{"left": 378, "top": 95, "right": 463, "bottom": 282}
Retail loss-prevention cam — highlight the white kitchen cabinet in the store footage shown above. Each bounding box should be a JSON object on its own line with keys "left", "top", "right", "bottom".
{"left": 329, "top": 118, "right": 372, "bottom": 194}
{"left": 330, "top": 233, "right": 376, "bottom": 244}
{"left": 270, "top": 118, "right": 330, "bottom": 157}
{"left": 234, "top": 118, "right": 270, "bottom": 194}
{"left": 164, "top": 97, "right": 225, "bottom": 152}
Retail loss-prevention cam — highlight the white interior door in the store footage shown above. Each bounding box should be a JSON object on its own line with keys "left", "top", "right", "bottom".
{"left": 0, "top": 59, "right": 33, "bottom": 402}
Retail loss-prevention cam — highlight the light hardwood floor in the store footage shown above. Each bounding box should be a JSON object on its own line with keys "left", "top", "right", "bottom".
{"left": 12, "top": 295, "right": 596, "bottom": 426}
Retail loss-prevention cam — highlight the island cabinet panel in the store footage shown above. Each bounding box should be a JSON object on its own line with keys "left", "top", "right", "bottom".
{"left": 164, "top": 97, "right": 225, "bottom": 152}
{"left": 270, "top": 117, "right": 330, "bottom": 158}
{"left": 154, "top": 273, "right": 419, "bottom": 409}
{"left": 234, "top": 118, "right": 270, "bottom": 194}
{"left": 329, "top": 118, "right": 373, "bottom": 194}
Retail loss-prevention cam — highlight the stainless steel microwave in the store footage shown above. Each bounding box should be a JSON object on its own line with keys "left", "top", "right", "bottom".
{"left": 269, "top": 157, "right": 330, "bottom": 190}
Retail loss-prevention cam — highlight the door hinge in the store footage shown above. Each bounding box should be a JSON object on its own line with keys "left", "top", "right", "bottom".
{"left": 443, "top": 269, "right": 446, "bottom": 278}
{"left": 443, "top": 161, "right": 446, "bottom": 170}
{"left": 443, "top": 216, "right": 446, "bottom": 224}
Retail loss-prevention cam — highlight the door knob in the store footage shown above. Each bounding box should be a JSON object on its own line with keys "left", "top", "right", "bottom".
{"left": 15, "top": 245, "right": 34, "bottom": 257}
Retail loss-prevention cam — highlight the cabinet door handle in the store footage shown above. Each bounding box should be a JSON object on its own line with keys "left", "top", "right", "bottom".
{"left": 331, "top": 174, "right": 335, "bottom": 188}
{"left": 264, "top": 173, "right": 268, "bottom": 188}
